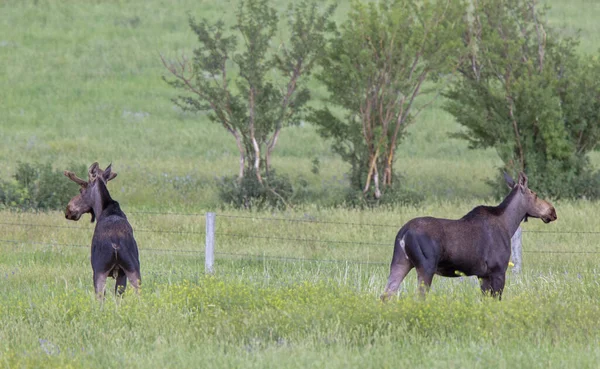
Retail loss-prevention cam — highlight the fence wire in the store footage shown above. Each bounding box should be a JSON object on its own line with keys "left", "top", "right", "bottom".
{"left": 217, "top": 231, "right": 389, "bottom": 247}
{"left": 2, "top": 237, "right": 597, "bottom": 271}
{"left": 217, "top": 213, "right": 400, "bottom": 228}
{"left": 214, "top": 251, "right": 388, "bottom": 265}
{"left": 0, "top": 222, "right": 206, "bottom": 236}
{"left": 1, "top": 212, "right": 600, "bottom": 264}
{"left": 0, "top": 239, "right": 204, "bottom": 255}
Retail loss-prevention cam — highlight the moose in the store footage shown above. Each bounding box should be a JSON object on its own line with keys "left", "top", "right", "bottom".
{"left": 381, "top": 172, "right": 557, "bottom": 301}
{"left": 64, "top": 162, "right": 141, "bottom": 299}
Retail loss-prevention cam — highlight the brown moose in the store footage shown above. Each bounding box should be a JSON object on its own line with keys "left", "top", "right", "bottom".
{"left": 64, "top": 163, "right": 141, "bottom": 299}
{"left": 381, "top": 172, "right": 557, "bottom": 301}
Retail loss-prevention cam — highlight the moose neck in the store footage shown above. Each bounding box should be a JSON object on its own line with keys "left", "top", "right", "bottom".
{"left": 91, "top": 179, "right": 114, "bottom": 221}
{"left": 496, "top": 187, "right": 527, "bottom": 236}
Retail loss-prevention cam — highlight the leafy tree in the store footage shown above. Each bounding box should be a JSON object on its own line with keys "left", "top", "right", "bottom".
{"left": 161, "top": 0, "right": 336, "bottom": 189}
{"left": 445, "top": 0, "right": 600, "bottom": 199}
{"left": 309, "top": 0, "right": 467, "bottom": 201}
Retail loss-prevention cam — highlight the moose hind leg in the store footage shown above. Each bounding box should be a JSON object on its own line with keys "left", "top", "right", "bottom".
{"left": 93, "top": 270, "right": 110, "bottom": 300}
{"left": 381, "top": 260, "right": 413, "bottom": 301}
{"left": 115, "top": 268, "right": 127, "bottom": 296}
{"left": 124, "top": 269, "right": 141, "bottom": 295}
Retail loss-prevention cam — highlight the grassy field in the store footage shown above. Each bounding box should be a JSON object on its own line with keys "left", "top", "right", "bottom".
{"left": 1, "top": 0, "right": 600, "bottom": 368}
{"left": 1, "top": 203, "right": 600, "bottom": 368}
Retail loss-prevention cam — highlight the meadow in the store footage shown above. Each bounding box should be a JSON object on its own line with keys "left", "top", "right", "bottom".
{"left": 1, "top": 203, "right": 600, "bottom": 368}
{"left": 1, "top": 0, "right": 600, "bottom": 368}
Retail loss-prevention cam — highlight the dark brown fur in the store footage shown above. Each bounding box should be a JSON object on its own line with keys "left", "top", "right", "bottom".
{"left": 64, "top": 163, "right": 141, "bottom": 299}
{"left": 381, "top": 172, "right": 557, "bottom": 301}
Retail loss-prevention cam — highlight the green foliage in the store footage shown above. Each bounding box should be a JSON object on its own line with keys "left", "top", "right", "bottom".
{"left": 310, "top": 0, "right": 467, "bottom": 202}
{"left": 445, "top": 0, "right": 600, "bottom": 199}
{"left": 0, "top": 162, "right": 87, "bottom": 210}
{"left": 3, "top": 0, "right": 599, "bottom": 209}
{"left": 163, "top": 0, "right": 336, "bottom": 179}
{"left": 0, "top": 179, "right": 29, "bottom": 208}
{"left": 217, "top": 168, "right": 295, "bottom": 210}
{"left": 310, "top": 157, "right": 320, "bottom": 175}
{"left": 342, "top": 177, "right": 425, "bottom": 209}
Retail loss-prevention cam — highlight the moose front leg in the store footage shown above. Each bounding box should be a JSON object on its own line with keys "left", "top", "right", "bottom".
{"left": 416, "top": 266, "right": 435, "bottom": 298}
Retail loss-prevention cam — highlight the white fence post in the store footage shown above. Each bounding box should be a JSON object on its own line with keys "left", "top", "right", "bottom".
{"left": 205, "top": 212, "right": 215, "bottom": 274}
{"left": 511, "top": 226, "right": 522, "bottom": 274}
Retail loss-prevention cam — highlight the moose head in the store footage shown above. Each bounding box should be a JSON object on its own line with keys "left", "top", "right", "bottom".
{"left": 504, "top": 172, "right": 557, "bottom": 224}
{"left": 64, "top": 162, "right": 117, "bottom": 222}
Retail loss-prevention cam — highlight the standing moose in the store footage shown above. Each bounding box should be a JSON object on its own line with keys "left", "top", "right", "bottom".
{"left": 381, "top": 172, "right": 557, "bottom": 301}
{"left": 64, "top": 163, "right": 141, "bottom": 299}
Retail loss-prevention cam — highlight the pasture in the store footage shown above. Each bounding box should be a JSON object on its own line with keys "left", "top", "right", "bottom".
{"left": 1, "top": 0, "right": 600, "bottom": 368}
{"left": 1, "top": 204, "right": 600, "bottom": 368}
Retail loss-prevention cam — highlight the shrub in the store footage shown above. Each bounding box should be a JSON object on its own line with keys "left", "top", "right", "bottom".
{"left": 0, "top": 179, "right": 29, "bottom": 208}
{"left": 162, "top": 0, "right": 336, "bottom": 186}
{"left": 342, "top": 178, "right": 424, "bottom": 209}
{"left": 309, "top": 0, "right": 467, "bottom": 202}
{"left": 0, "top": 162, "right": 87, "bottom": 210}
{"left": 445, "top": 0, "right": 600, "bottom": 200}
{"left": 217, "top": 169, "right": 294, "bottom": 210}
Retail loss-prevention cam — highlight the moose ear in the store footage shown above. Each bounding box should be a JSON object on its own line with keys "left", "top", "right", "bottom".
{"left": 503, "top": 172, "right": 516, "bottom": 189}
{"left": 518, "top": 172, "right": 528, "bottom": 189}
{"left": 103, "top": 163, "right": 117, "bottom": 182}
{"left": 88, "top": 162, "right": 100, "bottom": 181}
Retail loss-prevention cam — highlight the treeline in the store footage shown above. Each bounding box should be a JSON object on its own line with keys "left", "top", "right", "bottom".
{"left": 161, "top": 0, "right": 600, "bottom": 209}
{"left": 4, "top": 0, "right": 600, "bottom": 211}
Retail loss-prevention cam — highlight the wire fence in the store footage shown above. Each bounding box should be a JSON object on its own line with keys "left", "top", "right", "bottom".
{"left": 1, "top": 212, "right": 600, "bottom": 270}
{"left": 0, "top": 238, "right": 204, "bottom": 255}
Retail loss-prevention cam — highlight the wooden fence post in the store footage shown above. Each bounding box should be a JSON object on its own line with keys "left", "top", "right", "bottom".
{"left": 511, "top": 226, "right": 522, "bottom": 273}
{"left": 205, "top": 212, "right": 215, "bottom": 274}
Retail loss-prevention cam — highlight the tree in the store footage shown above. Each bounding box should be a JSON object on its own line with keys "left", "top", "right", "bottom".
{"left": 161, "top": 0, "right": 336, "bottom": 186}
{"left": 445, "top": 0, "right": 600, "bottom": 199}
{"left": 309, "top": 0, "right": 467, "bottom": 201}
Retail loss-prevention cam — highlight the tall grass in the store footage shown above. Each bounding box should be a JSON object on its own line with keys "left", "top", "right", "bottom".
{"left": 1, "top": 1, "right": 600, "bottom": 367}
{"left": 2, "top": 201, "right": 600, "bottom": 368}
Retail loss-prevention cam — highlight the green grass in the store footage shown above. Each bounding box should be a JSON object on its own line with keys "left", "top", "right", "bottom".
{"left": 2, "top": 272, "right": 600, "bottom": 368}
{"left": 1, "top": 201, "right": 600, "bottom": 368}
{"left": 1, "top": 0, "right": 600, "bottom": 367}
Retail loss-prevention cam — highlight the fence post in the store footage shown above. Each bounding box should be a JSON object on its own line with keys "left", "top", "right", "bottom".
{"left": 511, "top": 226, "right": 522, "bottom": 274}
{"left": 205, "top": 212, "right": 215, "bottom": 274}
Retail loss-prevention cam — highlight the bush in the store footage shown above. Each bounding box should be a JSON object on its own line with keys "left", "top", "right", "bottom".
{"left": 488, "top": 166, "right": 600, "bottom": 201}
{"left": 445, "top": 0, "right": 600, "bottom": 200}
{"left": 309, "top": 0, "right": 466, "bottom": 203}
{"left": 342, "top": 181, "right": 424, "bottom": 209}
{"left": 0, "top": 179, "right": 29, "bottom": 208}
{"left": 217, "top": 169, "right": 295, "bottom": 210}
{"left": 0, "top": 162, "right": 87, "bottom": 210}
